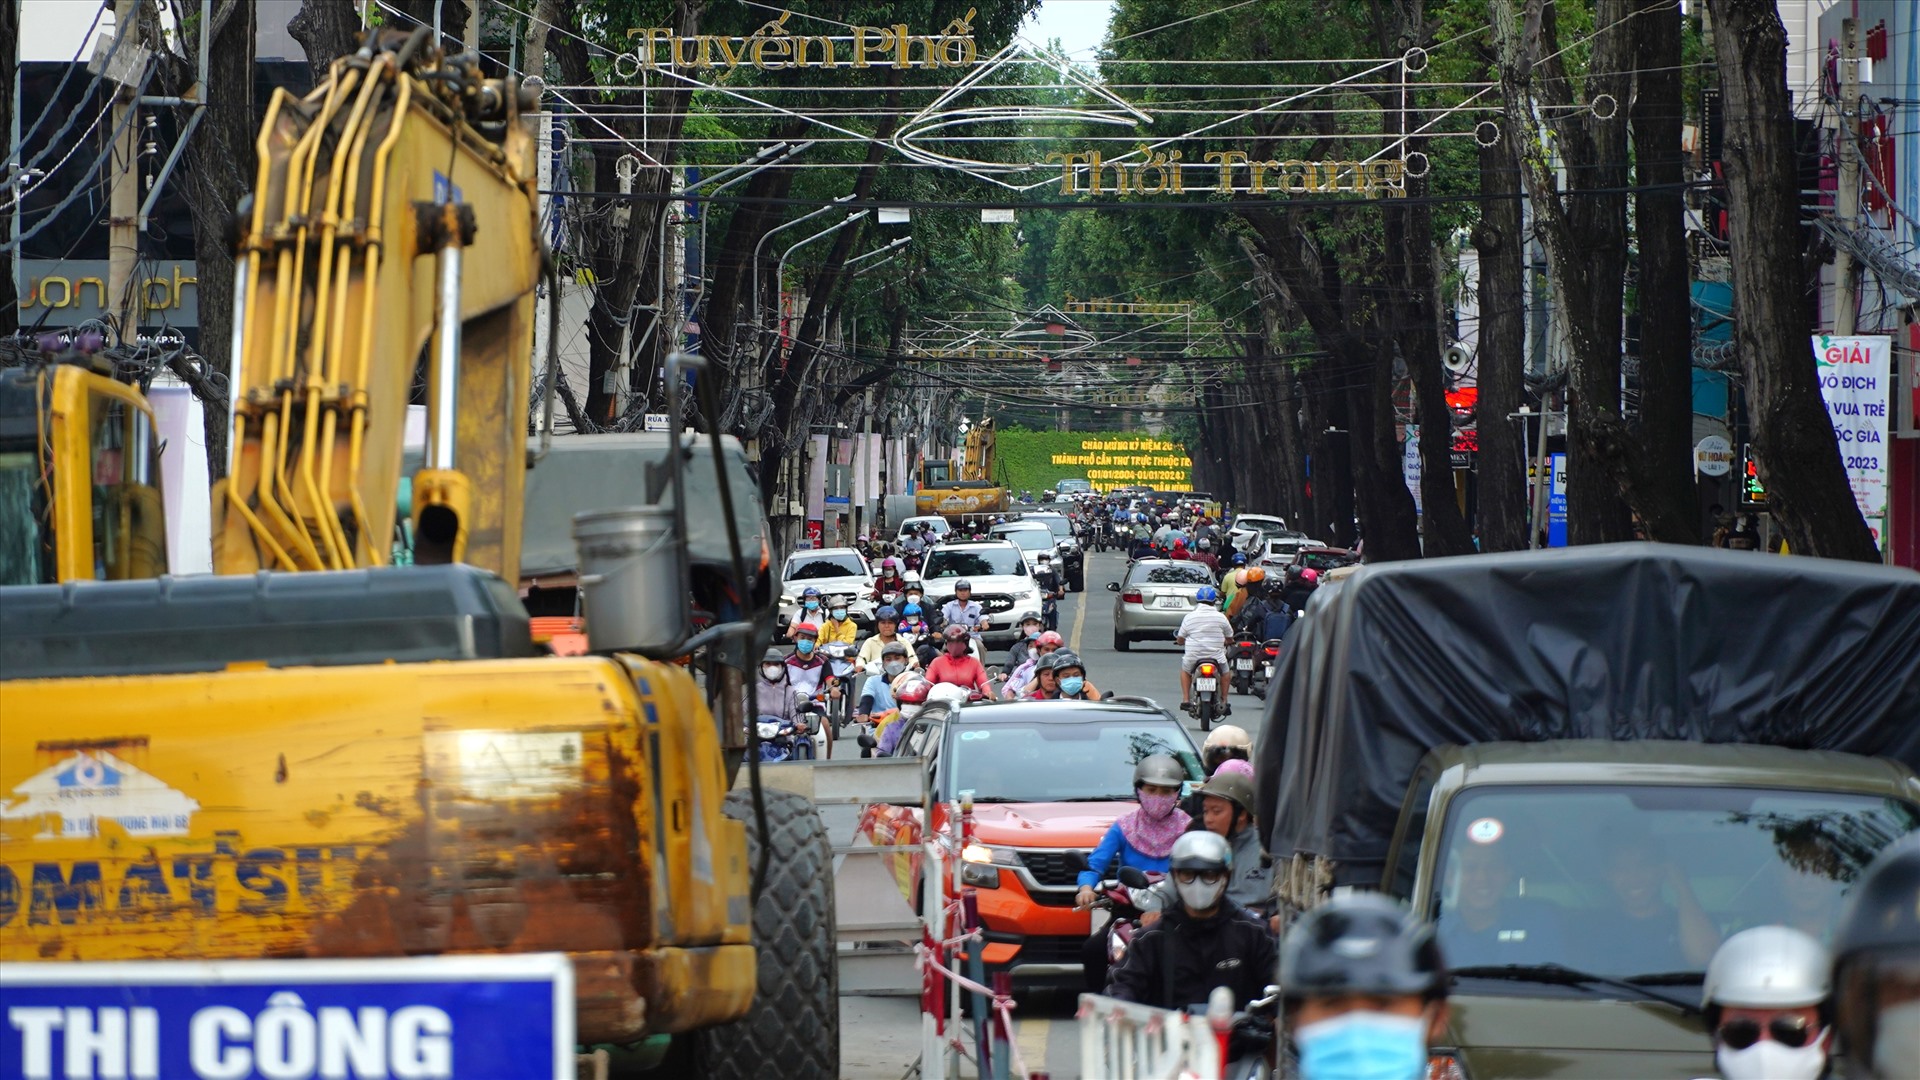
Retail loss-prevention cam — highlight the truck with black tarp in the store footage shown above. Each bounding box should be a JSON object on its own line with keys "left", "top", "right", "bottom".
{"left": 1254, "top": 544, "right": 1920, "bottom": 1079}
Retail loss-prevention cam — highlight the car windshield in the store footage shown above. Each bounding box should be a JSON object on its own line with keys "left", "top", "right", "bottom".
{"left": 1298, "top": 550, "right": 1352, "bottom": 571}
{"left": 1026, "top": 516, "right": 1073, "bottom": 539}
{"left": 1130, "top": 563, "right": 1214, "bottom": 586}
{"left": 1233, "top": 516, "right": 1283, "bottom": 532}
{"left": 785, "top": 553, "right": 866, "bottom": 581}
{"left": 945, "top": 718, "right": 1204, "bottom": 802}
{"left": 993, "top": 528, "right": 1053, "bottom": 552}
{"left": 1430, "top": 784, "right": 1920, "bottom": 988}
{"left": 924, "top": 548, "right": 1028, "bottom": 579}
{"left": 901, "top": 518, "right": 949, "bottom": 537}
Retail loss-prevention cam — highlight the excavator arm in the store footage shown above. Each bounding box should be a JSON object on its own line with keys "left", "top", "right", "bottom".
{"left": 214, "top": 28, "right": 543, "bottom": 578}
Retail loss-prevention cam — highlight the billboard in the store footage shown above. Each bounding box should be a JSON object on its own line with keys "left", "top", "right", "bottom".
{"left": 1812, "top": 335, "right": 1891, "bottom": 544}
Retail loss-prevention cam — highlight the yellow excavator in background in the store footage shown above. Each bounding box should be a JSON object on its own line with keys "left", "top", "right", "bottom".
{"left": 0, "top": 28, "right": 832, "bottom": 1078}
{"left": 913, "top": 415, "right": 1007, "bottom": 520}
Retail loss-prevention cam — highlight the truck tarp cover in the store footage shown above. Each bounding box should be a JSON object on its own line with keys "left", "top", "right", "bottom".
{"left": 1257, "top": 544, "right": 1920, "bottom": 885}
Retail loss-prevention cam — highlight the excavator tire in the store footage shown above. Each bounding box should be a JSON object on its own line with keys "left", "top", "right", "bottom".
{"left": 693, "top": 788, "right": 839, "bottom": 1079}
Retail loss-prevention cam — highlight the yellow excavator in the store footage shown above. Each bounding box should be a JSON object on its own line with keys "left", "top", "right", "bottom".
{"left": 913, "top": 415, "right": 1007, "bottom": 519}
{"left": 0, "top": 28, "right": 832, "bottom": 1077}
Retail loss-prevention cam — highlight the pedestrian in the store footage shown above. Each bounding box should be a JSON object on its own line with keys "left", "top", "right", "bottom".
{"left": 1280, "top": 893, "right": 1451, "bottom": 1080}
{"left": 1702, "top": 926, "right": 1834, "bottom": 1080}
{"left": 1829, "top": 834, "right": 1920, "bottom": 1079}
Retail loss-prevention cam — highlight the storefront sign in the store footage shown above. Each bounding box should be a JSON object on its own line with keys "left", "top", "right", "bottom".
{"left": 623, "top": 9, "right": 976, "bottom": 73}
{"left": 1812, "top": 335, "right": 1890, "bottom": 543}
{"left": 16, "top": 260, "right": 198, "bottom": 328}
{"left": 1693, "top": 434, "right": 1733, "bottom": 477}
{"left": 1047, "top": 150, "right": 1406, "bottom": 197}
{"left": 1547, "top": 453, "right": 1568, "bottom": 547}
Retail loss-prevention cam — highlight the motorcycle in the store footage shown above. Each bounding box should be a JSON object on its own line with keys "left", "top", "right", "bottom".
{"left": 755, "top": 717, "right": 805, "bottom": 762}
{"left": 1189, "top": 657, "right": 1229, "bottom": 732}
{"left": 821, "top": 642, "right": 858, "bottom": 737}
{"left": 1228, "top": 638, "right": 1259, "bottom": 696}
{"left": 1092, "top": 865, "right": 1159, "bottom": 974}
{"left": 1251, "top": 638, "right": 1283, "bottom": 699}
{"left": 792, "top": 697, "right": 827, "bottom": 759}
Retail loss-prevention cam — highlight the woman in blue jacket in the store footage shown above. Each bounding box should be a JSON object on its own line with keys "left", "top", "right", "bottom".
{"left": 1075, "top": 754, "right": 1193, "bottom": 991}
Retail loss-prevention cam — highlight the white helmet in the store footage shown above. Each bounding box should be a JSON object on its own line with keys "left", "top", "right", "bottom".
{"left": 1702, "top": 925, "right": 1831, "bottom": 1010}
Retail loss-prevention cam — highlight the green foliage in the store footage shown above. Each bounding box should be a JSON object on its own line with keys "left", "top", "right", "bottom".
{"left": 994, "top": 428, "right": 1193, "bottom": 493}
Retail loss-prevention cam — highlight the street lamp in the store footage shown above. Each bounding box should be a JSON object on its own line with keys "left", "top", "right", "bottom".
{"left": 769, "top": 210, "right": 869, "bottom": 357}
{"left": 749, "top": 194, "right": 858, "bottom": 343}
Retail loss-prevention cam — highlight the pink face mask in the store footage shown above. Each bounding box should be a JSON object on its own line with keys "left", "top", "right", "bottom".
{"left": 1138, "top": 792, "right": 1179, "bottom": 819}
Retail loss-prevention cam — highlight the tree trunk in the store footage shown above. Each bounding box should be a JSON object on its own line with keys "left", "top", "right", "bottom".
{"left": 1472, "top": 133, "right": 1529, "bottom": 552}
{"left": 1493, "top": 0, "right": 1636, "bottom": 546}
{"left": 1628, "top": 0, "right": 1699, "bottom": 543}
{"left": 1707, "top": 0, "right": 1881, "bottom": 561}
{"left": 288, "top": 0, "right": 364, "bottom": 83}
{"left": 1390, "top": 190, "right": 1475, "bottom": 556}
{"left": 160, "top": 0, "right": 256, "bottom": 481}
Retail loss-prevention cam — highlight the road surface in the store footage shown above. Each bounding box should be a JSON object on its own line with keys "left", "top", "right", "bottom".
{"left": 839, "top": 548, "right": 1254, "bottom": 1078}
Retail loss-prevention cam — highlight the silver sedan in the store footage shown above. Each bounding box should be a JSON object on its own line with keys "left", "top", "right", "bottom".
{"left": 1106, "top": 558, "right": 1219, "bottom": 651}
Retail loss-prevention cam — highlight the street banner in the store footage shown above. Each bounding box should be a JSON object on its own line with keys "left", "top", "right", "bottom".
{"left": 2, "top": 954, "right": 573, "bottom": 1080}
{"left": 1811, "top": 335, "right": 1891, "bottom": 545}
{"left": 1547, "top": 453, "right": 1568, "bottom": 547}
{"left": 1403, "top": 425, "right": 1422, "bottom": 515}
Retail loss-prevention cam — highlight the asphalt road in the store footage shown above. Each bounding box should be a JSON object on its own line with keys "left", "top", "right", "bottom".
{"left": 839, "top": 548, "right": 1259, "bottom": 1079}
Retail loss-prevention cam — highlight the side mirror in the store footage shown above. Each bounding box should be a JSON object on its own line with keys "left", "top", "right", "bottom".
{"left": 857, "top": 733, "right": 878, "bottom": 750}
{"left": 1106, "top": 582, "right": 1121, "bottom": 592}
{"left": 1118, "top": 866, "right": 1151, "bottom": 890}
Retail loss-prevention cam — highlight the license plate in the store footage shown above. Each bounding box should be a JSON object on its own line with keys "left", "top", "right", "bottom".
{"left": 1194, "top": 678, "right": 1216, "bottom": 692}
{"left": 1152, "top": 596, "right": 1187, "bottom": 609}
{"left": 1234, "top": 659, "right": 1254, "bottom": 670}
{"left": 1262, "top": 664, "right": 1274, "bottom": 677}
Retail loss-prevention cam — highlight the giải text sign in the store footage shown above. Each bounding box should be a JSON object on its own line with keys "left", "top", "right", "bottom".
{"left": 1812, "top": 335, "right": 1890, "bottom": 544}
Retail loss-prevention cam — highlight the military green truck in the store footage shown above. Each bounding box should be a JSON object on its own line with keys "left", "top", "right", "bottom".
{"left": 1256, "top": 544, "right": 1920, "bottom": 1079}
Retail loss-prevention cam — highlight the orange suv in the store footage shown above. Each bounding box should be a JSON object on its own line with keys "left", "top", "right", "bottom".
{"left": 868, "top": 698, "right": 1204, "bottom": 986}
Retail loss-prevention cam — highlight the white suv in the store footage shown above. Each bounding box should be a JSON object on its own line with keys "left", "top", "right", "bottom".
{"left": 918, "top": 540, "right": 1044, "bottom": 648}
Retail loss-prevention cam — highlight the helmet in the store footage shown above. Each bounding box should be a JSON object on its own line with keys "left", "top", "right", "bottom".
{"left": 801, "top": 586, "right": 822, "bottom": 599}
{"left": 762, "top": 647, "right": 787, "bottom": 665}
{"left": 942, "top": 625, "right": 970, "bottom": 643}
{"left": 954, "top": 579, "right": 973, "bottom": 591}
{"left": 1037, "top": 631, "right": 1065, "bottom": 648}
{"left": 1133, "top": 754, "right": 1187, "bottom": 790}
{"left": 1232, "top": 568, "right": 1250, "bottom": 587}
{"left": 1197, "top": 770, "right": 1256, "bottom": 820}
{"left": 901, "top": 603, "right": 923, "bottom": 618}
{"left": 1051, "top": 650, "right": 1083, "bottom": 673}
{"left": 1196, "top": 586, "right": 1220, "bottom": 604}
{"left": 875, "top": 605, "right": 899, "bottom": 621}
{"left": 1172, "top": 539, "right": 1187, "bottom": 550}
{"left": 1703, "top": 926, "right": 1830, "bottom": 1011}
{"left": 1017, "top": 610, "right": 1043, "bottom": 626}
{"left": 1281, "top": 893, "right": 1446, "bottom": 1002}
{"left": 1300, "top": 568, "right": 1320, "bottom": 584}
{"left": 792, "top": 622, "right": 820, "bottom": 637}
{"left": 895, "top": 678, "right": 931, "bottom": 705}
{"left": 1205, "top": 722, "right": 1251, "bottom": 749}
{"left": 881, "top": 640, "right": 910, "bottom": 658}
{"left": 1034, "top": 652, "right": 1062, "bottom": 673}
{"left": 1168, "top": 830, "right": 1233, "bottom": 873}
{"left": 1232, "top": 552, "right": 1248, "bottom": 565}
{"left": 882, "top": 557, "right": 900, "bottom": 571}
{"left": 1831, "top": 834, "right": 1920, "bottom": 1078}
{"left": 1245, "top": 567, "right": 1266, "bottom": 583}
{"left": 1198, "top": 538, "right": 1212, "bottom": 550}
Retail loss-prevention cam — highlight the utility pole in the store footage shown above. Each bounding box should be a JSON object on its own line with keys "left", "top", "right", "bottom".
{"left": 1833, "top": 17, "right": 1861, "bottom": 336}
{"left": 107, "top": 0, "right": 141, "bottom": 338}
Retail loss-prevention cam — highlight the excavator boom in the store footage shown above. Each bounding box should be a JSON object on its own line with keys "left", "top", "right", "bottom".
{"left": 214, "top": 29, "right": 542, "bottom": 578}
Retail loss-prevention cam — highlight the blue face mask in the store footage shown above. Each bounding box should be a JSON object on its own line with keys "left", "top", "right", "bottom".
{"left": 796, "top": 639, "right": 815, "bottom": 655}
{"left": 1293, "top": 1011, "right": 1429, "bottom": 1080}
{"left": 1058, "top": 676, "right": 1085, "bottom": 696}
{"left": 804, "top": 600, "right": 819, "bottom": 611}
{"left": 831, "top": 608, "right": 847, "bottom": 620}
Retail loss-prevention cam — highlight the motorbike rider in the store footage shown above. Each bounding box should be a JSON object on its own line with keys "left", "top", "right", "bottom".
{"left": 1280, "top": 892, "right": 1451, "bottom": 1080}
{"left": 1191, "top": 537, "right": 1221, "bottom": 575}
{"left": 755, "top": 647, "right": 799, "bottom": 723}
{"left": 1201, "top": 724, "right": 1254, "bottom": 776}
{"left": 1023, "top": 650, "right": 1064, "bottom": 700}
{"left": 1830, "top": 834, "right": 1920, "bottom": 1079}
{"left": 1005, "top": 629, "right": 1062, "bottom": 698}
{"left": 818, "top": 597, "right": 860, "bottom": 646}
{"left": 855, "top": 640, "right": 913, "bottom": 728}
{"left": 1077, "top": 755, "right": 1194, "bottom": 991}
{"left": 1032, "top": 553, "right": 1066, "bottom": 631}
{"left": 1107, "top": 831, "right": 1276, "bottom": 1026}
{"left": 1702, "top": 926, "right": 1834, "bottom": 1080}
{"left": 925, "top": 625, "right": 992, "bottom": 697}
{"left": 1281, "top": 566, "right": 1319, "bottom": 613}
{"left": 1006, "top": 611, "right": 1046, "bottom": 670}
{"left": 786, "top": 586, "right": 825, "bottom": 639}
{"left": 1050, "top": 650, "right": 1101, "bottom": 701}
{"left": 871, "top": 557, "right": 910, "bottom": 603}
{"left": 857, "top": 606, "right": 919, "bottom": 672}
{"left": 1235, "top": 574, "right": 1276, "bottom": 636}
{"left": 784, "top": 623, "right": 831, "bottom": 702}
{"left": 939, "top": 580, "right": 988, "bottom": 639}
{"left": 1175, "top": 586, "right": 1234, "bottom": 714}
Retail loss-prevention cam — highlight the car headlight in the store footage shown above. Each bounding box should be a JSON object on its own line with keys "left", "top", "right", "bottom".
{"left": 962, "top": 843, "right": 1020, "bottom": 866}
